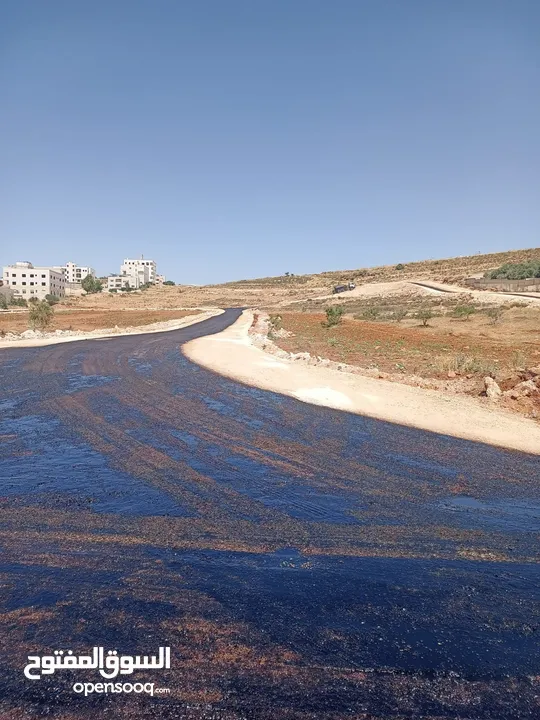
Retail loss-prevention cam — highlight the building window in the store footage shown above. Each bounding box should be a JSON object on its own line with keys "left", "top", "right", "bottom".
{"left": 22, "top": 281, "right": 26, "bottom": 285}
{"left": 12, "top": 273, "right": 16, "bottom": 277}
{"left": 41, "top": 282, "right": 46, "bottom": 286}
{"left": 41, "top": 274, "right": 46, "bottom": 278}
{"left": 22, "top": 274, "right": 26, "bottom": 277}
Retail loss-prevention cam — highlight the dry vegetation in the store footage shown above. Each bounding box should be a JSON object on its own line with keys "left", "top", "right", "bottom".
{"left": 272, "top": 304, "right": 540, "bottom": 381}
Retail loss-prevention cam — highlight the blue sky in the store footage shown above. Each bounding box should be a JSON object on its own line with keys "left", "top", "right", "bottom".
{"left": 1, "top": 1, "right": 539, "bottom": 284}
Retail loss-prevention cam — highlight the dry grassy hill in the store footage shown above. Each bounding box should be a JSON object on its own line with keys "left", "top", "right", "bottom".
{"left": 56, "top": 246, "right": 540, "bottom": 312}
{"left": 220, "top": 246, "right": 540, "bottom": 288}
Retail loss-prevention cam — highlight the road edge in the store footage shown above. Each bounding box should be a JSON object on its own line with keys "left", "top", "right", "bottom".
{"left": 183, "top": 309, "right": 540, "bottom": 455}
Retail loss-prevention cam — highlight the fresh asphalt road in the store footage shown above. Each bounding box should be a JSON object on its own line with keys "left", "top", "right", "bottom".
{"left": 0, "top": 308, "right": 539, "bottom": 719}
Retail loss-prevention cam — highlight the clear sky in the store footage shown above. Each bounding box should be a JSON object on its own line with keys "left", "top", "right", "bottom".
{"left": 1, "top": 1, "right": 539, "bottom": 284}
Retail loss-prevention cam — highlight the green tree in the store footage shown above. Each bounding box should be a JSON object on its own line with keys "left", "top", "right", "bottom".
{"left": 324, "top": 306, "right": 344, "bottom": 327}
{"left": 416, "top": 307, "right": 434, "bottom": 326}
{"left": 395, "top": 263, "right": 405, "bottom": 271}
{"left": 0, "top": 294, "right": 7, "bottom": 310}
{"left": 81, "top": 274, "right": 103, "bottom": 294}
{"left": 163, "top": 280, "right": 175, "bottom": 286}
{"left": 45, "top": 294, "right": 60, "bottom": 306}
{"left": 9, "top": 297, "right": 27, "bottom": 307}
{"left": 487, "top": 261, "right": 540, "bottom": 280}
{"left": 28, "top": 300, "right": 54, "bottom": 330}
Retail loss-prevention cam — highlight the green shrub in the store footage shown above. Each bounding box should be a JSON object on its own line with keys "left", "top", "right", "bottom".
{"left": 416, "top": 307, "right": 434, "bottom": 326}
{"left": 486, "top": 261, "right": 540, "bottom": 280}
{"left": 362, "top": 307, "right": 381, "bottom": 320}
{"left": 163, "top": 280, "right": 175, "bottom": 286}
{"left": 323, "top": 306, "right": 344, "bottom": 327}
{"left": 395, "top": 263, "right": 405, "bottom": 271}
{"left": 392, "top": 308, "right": 407, "bottom": 322}
{"left": 453, "top": 304, "right": 476, "bottom": 320}
{"left": 9, "top": 297, "right": 27, "bottom": 307}
{"left": 0, "top": 295, "right": 7, "bottom": 310}
{"left": 45, "top": 294, "right": 60, "bottom": 306}
{"left": 28, "top": 300, "right": 54, "bottom": 330}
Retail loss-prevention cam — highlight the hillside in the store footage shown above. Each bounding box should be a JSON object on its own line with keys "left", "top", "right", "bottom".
{"left": 60, "top": 246, "right": 540, "bottom": 311}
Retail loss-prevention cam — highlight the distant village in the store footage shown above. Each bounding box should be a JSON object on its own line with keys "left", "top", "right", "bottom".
{"left": 1, "top": 256, "right": 168, "bottom": 303}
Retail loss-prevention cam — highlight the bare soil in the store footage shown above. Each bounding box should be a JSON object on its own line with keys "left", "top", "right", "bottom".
{"left": 273, "top": 310, "right": 540, "bottom": 380}
{"left": 0, "top": 308, "right": 199, "bottom": 335}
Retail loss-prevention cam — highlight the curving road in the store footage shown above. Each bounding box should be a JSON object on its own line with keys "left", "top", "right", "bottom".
{"left": 0, "top": 308, "right": 539, "bottom": 719}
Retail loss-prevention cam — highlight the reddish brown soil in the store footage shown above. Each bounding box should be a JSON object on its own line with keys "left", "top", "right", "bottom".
{"left": 274, "top": 312, "right": 540, "bottom": 379}
{"left": 0, "top": 309, "right": 199, "bottom": 335}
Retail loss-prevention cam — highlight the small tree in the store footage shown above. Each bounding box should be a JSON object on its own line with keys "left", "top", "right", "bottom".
{"left": 81, "top": 274, "right": 102, "bottom": 294}
{"left": 28, "top": 300, "right": 54, "bottom": 330}
{"left": 9, "top": 297, "right": 27, "bottom": 307}
{"left": 453, "top": 304, "right": 476, "bottom": 321}
{"left": 0, "top": 294, "right": 7, "bottom": 310}
{"left": 393, "top": 308, "right": 407, "bottom": 322}
{"left": 416, "top": 307, "right": 434, "bottom": 326}
{"left": 324, "top": 306, "right": 344, "bottom": 327}
{"left": 163, "top": 280, "right": 175, "bottom": 286}
{"left": 395, "top": 263, "right": 405, "bottom": 271}
{"left": 45, "top": 294, "right": 60, "bottom": 306}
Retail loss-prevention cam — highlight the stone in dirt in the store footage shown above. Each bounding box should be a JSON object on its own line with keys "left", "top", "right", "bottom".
{"left": 508, "top": 379, "right": 539, "bottom": 398}
{"left": 484, "top": 376, "right": 502, "bottom": 400}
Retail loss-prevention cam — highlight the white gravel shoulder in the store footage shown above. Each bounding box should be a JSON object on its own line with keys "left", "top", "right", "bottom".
{"left": 184, "top": 310, "right": 540, "bottom": 455}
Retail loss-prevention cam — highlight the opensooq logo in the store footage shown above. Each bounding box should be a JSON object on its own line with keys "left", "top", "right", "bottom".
{"left": 24, "top": 646, "right": 170, "bottom": 680}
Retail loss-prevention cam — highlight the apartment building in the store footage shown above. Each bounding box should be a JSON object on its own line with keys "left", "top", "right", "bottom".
{"left": 107, "top": 264, "right": 150, "bottom": 291}
{"left": 61, "top": 261, "right": 95, "bottom": 284}
{"left": 2, "top": 261, "right": 66, "bottom": 300}
{"left": 121, "top": 256, "right": 157, "bottom": 283}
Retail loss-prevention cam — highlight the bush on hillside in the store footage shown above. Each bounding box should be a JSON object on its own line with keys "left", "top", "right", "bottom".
{"left": 486, "top": 261, "right": 540, "bottom": 280}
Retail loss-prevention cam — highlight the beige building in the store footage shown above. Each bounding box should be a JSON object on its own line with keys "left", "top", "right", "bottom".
{"left": 60, "top": 261, "right": 96, "bottom": 284}
{"left": 121, "top": 256, "right": 157, "bottom": 283}
{"left": 107, "top": 264, "right": 150, "bottom": 291}
{"left": 2, "top": 261, "right": 66, "bottom": 300}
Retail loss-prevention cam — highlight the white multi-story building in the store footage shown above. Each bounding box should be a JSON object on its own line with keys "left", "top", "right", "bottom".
{"left": 121, "top": 256, "right": 157, "bottom": 283}
{"left": 107, "top": 264, "right": 150, "bottom": 291}
{"left": 60, "top": 261, "right": 95, "bottom": 284}
{"left": 2, "top": 262, "right": 66, "bottom": 300}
